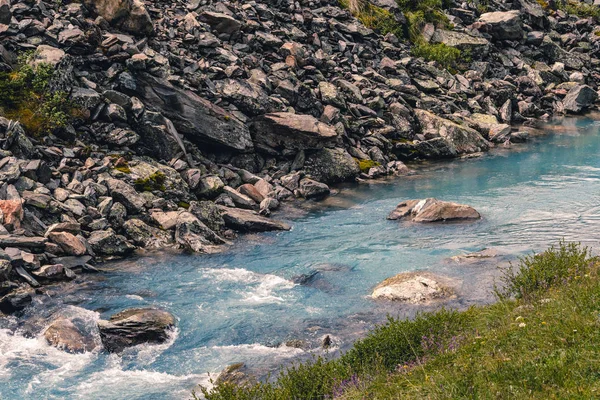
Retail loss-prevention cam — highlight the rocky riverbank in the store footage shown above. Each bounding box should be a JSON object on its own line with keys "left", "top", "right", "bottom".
{"left": 1, "top": 0, "right": 600, "bottom": 347}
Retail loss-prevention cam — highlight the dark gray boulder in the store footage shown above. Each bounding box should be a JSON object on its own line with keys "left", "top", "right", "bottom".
{"left": 251, "top": 112, "right": 338, "bottom": 153}
{"left": 304, "top": 147, "right": 360, "bottom": 183}
{"left": 133, "top": 74, "right": 253, "bottom": 152}
{"left": 563, "top": 85, "right": 598, "bottom": 114}
{"left": 98, "top": 308, "right": 175, "bottom": 353}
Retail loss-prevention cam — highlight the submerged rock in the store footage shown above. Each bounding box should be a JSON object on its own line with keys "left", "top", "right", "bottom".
{"left": 44, "top": 318, "right": 97, "bottom": 354}
{"left": 220, "top": 207, "right": 291, "bottom": 232}
{"left": 97, "top": 308, "right": 175, "bottom": 353}
{"left": 388, "top": 198, "right": 481, "bottom": 223}
{"left": 371, "top": 272, "right": 457, "bottom": 304}
{"left": 215, "top": 362, "right": 255, "bottom": 387}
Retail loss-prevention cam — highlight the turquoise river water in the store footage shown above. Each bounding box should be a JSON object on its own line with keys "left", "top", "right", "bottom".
{"left": 2, "top": 116, "right": 600, "bottom": 399}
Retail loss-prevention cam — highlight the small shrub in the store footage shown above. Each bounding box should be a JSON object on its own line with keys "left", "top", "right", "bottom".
{"left": 495, "top": 241, "right": 598, "bottom": 301}
{"left": 0, "top": 52, "right": 77, "bottom": 137}
{"left": 339, "top": 0, "right": 404, "bottom": 38}
{"left": 411, "top": 42, "right": 462, "bottom": 69}
{"left": 356, "top": 159, "right": 381, "bottom": 173}
{"left": 556, "top": 0, "right": 600, "bottom": 20}
{"left": 134, "top": 171, "right": 167, "bottom": 192}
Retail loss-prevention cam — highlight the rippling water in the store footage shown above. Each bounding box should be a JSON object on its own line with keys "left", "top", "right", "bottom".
{"left": 3, "top": 116, "right": 600, "bottom": 399}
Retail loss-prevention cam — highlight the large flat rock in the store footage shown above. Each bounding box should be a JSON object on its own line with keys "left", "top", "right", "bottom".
{"left": 133, "top": 73, "right": 253, "bottom": 152}
{"left": 251, "top": 112, "right": 338, "bottom": 152}
{"left": 219, "top": 207, "right": 291, "bottom": 232}
{"left": 371, "top": 272, "right": 457, "bottom": 304}
{"left": 388, "top": 198, "right": 481, "bottom": 223}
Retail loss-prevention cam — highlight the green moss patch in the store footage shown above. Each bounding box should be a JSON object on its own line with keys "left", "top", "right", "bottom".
{"left": 134, "top": 171, "right": 166, "bottom": 192}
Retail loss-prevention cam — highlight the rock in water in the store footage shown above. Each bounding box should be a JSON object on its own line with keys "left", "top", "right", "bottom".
{"left": 563, "top": 85, "right": 598, "bottom": 114}
{"left": 371, "top": 272, "right": 457, "bottom": 304}
{"left": 219, "top": 207, "right": 291, "bottom": 232}
{"left": 44, "top": 318, "right": 97, "bottom": 354}
{"left": 97, "top": 308, "right": 175, "bottom": 353}
{"left": 388, "top": 198, "right": 481, "bottom": 223}
{"left": 215, "top": 363, "right": 254, "bottom": 387}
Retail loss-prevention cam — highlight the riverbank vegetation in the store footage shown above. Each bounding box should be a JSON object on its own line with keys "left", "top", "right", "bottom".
{"left": 197, "top": 241, "right": 600, "bottom": 399}
{"left": 0, "top": 52, "right": 76, "bottom": 137}
{"left": 339, "top": 0, "right": 461, "bottom": 68}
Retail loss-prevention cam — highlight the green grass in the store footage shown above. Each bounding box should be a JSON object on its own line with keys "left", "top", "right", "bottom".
{"left": 197, "top": 241, "right": 600, "bottom": 400}
{"left": 339, "top": 0, "right": 463, "bottom": 68}
{"left": 0, "top": 52, "right": 77, "bottom": 137}
{"left": 338, "top": 0, "right": 404, "bottom": 38}
{"left": 556, "top": 0, "right": 600, "bottom": 20}
{"left": 356, "top": 159, "right": 382, "bottom": 173}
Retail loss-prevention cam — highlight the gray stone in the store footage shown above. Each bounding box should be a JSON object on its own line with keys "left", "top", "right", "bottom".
{"left": 220, "top": 207, "right": 291, "bottom": 232}
{"left": 88, "top": 230, "right": 135, "bottom": 257}
{"left": 251, "top": 113, "right": 338, "bottom": 152}
{"left": 98, "top": 308, "right": 175, "bottom": 353}
{"left": 477, "top": 11, "right": 523, "bottom": 41}
{"left": 563, "top": 85, "right": 598, "bottom": 114}
{"left": 304, "top": 147, "right": 360, "bottom": 183}
{"left": 388, "top": 198, "right": 481, "bottom": 223}
{"left": 371, "top": 272, "right": 457, "bottom": 304}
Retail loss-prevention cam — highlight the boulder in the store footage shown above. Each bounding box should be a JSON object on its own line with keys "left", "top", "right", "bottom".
{"left": 218, "top": 79, "right": 271, "bottom": 117}
{"left": 414, "top": 110, "right": 489, "bottom": 155}
{"left": 371, "top": 272, "right": 457, "bottom": 304}
{"left": 88, "top": 230, "right": 135, "bottom": 257}
{"left": 215, "top": 363, "right": 255, "bottom": 387}
{"left": 220, "top": 207, "right": 291, "bottom": 232}
{"left": 44, "top": 318, "right": 97, "bottom": 354}
{"left": 133, "top": 74, "right": 253, "bottom": 152}
{"left": 197, "top": 176, "right": 225, "bottom": 198}
{"left": 298, "top": 178, "right": 330, "bottom": 200}
{"left": 0, "top": 289, "right": 32, "bottom": 315}
{"left": 98, "top": 308, "right": 175, "bottom": 353}
{"left": 388, "top": 198, "right": 481, "bottom": 223}
{"left": 430, "top": 30, "right": 490, "bottom": 58}
{"left": 199, "top": 11, "right": 242, "bottom": 34}
{"left": 304, "top": 147, "right": 360, "bottom": 183}
{"left": 31, "top": 45, "right": 65, "bottom": 68}
{"left": 123, "top": 219, "right": 172, "bottom": 249}
{"left": 47, "top": 232, "right": 87, "bottom": 256}
{"left": 477, "top": 11, "right": 523, "bottom": 41}
{"left": 32, "top": 264, "right": 76, "bottom": 281}
{"left": 563, "top": 85, "right": 598, "bottom": 114}
{"left": 174, "top": 212, "right": 226, "bottom": 253}
{"left": 82, "top": 0, "right": 152, "bottom": 35}
{"left": 251, "top": 112, "right": 338, "bottom": 152}
{"left": 104, "top": 178, "right": 146, "bottom": 214}
{"left": 0, "top": 199, "right": 23, "bottom": 230}
{"left": 0, "top": 0, "right": 10, "bottom": 25}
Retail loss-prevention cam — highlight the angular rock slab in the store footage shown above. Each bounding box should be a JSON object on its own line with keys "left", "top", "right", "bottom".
{"left": 44, "top": 318, "right": 97, "bottom": 354}
{"left": 371, "top": 272, "right": 458, "bottom": 304}
{"left": 133, "top": 73, "right": 253, "bottom": 152}
{"left": 219, "top": 207, "right": 291, "bottom": 232}
{"left": 98, "top": 308, "right": 175, "bottom": 353}
{"left": 563, "top": 85, "right": 598, "bottom": 114}
{"left": 388, "top": 198, "right": 481, "bottom": 223}
{"left": 251, "top": 112, "right": 338, "bottom": 152}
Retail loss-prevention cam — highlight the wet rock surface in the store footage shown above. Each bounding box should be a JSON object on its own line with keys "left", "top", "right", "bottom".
{"left": 388, "top": 198, "right": 481, "bottom": 223}
{"left": 371, "top": 272, "right": 458, "bottom": 304}
{"left": 97, "top": 308, "right": 175, "bottom": 353}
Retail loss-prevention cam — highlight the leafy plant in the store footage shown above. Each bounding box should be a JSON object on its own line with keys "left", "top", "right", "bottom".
{"left": 495, "top": 241, "right": 598, "bottom": 300}
{"left": 0, "top": 52, "right": 77, "bottom": 137}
